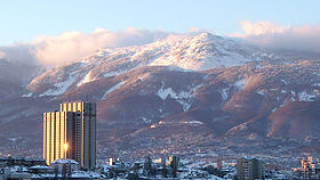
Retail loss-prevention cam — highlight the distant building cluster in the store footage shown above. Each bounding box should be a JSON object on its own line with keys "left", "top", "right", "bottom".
{"left": 2, "top": 153, "right": 320, "bottom": 180}
{"left": 0, "top": 156, "right": 102, "bottom": 179}
{"left": 298, "top": 156, "right": 320, "bottom": 180}
{"left": 101, "top": 155, "right": 222, "bottom": 180}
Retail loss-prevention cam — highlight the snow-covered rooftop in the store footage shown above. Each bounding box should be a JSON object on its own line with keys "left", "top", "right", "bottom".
{"left": 51, "top": 159, "right": 79, "bottom": 165}
{"left": 30, "top": 165, "right": 52, "bottom": 170}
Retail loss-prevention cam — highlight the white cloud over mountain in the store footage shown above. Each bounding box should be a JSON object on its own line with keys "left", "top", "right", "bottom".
{"left": 31, "top": 28, "right": 188, "bottom": 66}
{"left": 233, "top": 21, "right": 287, "bottom": 36}
{"left": 0, "top": 51, "right": 6, "bottom": 59}
{"left": 0, "top": 44, "right": 37, "bottom": 64}
{"left": 0, "top": 28, "right": 189, "bottom": 66}
{"left": 1, "top": 22, "right": 320, "bottom": 67}
{"left": 232, "top": 21, "right": 320, "bottom": 52}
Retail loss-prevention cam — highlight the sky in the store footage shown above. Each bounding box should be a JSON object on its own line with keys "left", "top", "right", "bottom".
{"left": 1, "top": 0, "right": 320, "bottom": 65}
{"left": 1, "top": 0, "right": 319, "bottom": 45}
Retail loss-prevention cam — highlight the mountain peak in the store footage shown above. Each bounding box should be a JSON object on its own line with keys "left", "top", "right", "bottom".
{"left": 198, "top": 32, "right": 213, "bottom": 38}
{"left": 192, "top": 32, "right": 221, "bottom": 42}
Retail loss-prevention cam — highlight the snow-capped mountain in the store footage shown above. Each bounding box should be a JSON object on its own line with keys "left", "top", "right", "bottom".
{"left": 25, "top": 33, "right": 278, "bottom": 97}
{"left": 1, "top": 32, "right": 320, "bottom": 160}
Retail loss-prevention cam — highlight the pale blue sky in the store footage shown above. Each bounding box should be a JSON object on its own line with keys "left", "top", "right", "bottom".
{"left": 1, "top": 0, "right": 319, "bottom": 45}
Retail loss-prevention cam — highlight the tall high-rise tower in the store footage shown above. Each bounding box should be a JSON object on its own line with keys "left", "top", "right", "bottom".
{"left": 43, "top": 101, "right": 96, "bottom": 170}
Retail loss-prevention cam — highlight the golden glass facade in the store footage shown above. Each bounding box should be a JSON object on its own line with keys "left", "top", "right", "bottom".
{"left": 43, "top": 101, "right": 96, "bottom": 170}
{"left": 43, "top": 112, "right": 68, "bottom": 165}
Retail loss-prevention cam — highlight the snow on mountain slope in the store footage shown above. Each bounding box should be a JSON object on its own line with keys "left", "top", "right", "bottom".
{"left": 157, "top": 82, "right": 203, "bottom": 112}
{"left": 148, "top": 33, "right": 275, "bottom": 69}
{"left": 4, "top": 57, "right": 320, "bottom": 159}
{"left": 26, "top": 33, "right": 277, "bottom": 97}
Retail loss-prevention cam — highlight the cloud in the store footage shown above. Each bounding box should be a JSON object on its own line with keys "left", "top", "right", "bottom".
{"left": 0, "top": 44, "right": 37, "bottom": 65}
{"left": 234, "top": 21, "right": 287, "bottom": 36}
{"left": 0, "top": 51, "right": 6, "bottom": 59}
{"left": 31, "top": 28, "right": 185, "bottom": 66}
{"left": 232, "top": 21, "right": 320, "bottom": 52}
{"left": 0, "top": 45, "right": 40, "bottom": 83}
{"left": 5, "top": 22, "right": 320, "bottom": 67}
{"left": 0, "top": 28, "right": 196, "bottom": 66}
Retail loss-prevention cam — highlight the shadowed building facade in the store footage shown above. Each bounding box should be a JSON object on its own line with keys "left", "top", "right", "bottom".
{"left": 236, "top": 157, "right": 264, "bottom": 180}
{"left": 43, "top": 101, "right": 96, "bottom": 170}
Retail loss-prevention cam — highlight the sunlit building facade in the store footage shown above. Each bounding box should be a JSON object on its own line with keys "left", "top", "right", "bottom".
{"left": 43, "top": 101, "right": 96, "bottom": 170}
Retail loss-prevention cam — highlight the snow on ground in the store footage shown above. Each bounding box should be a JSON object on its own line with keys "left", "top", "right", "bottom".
{"left": 39, "top": 75, "right": 76, "bottom": 97}
{"left": 182, "top": 120, "right": 203, "bottom": 125}
{"left": 177, "top": 99, "right": 193, "bottom": 112}
{"left": 141, "top": 117, "right": 152, "bottom": 124}
{"left": 272, "top": 107, "right": 277, "bottom": 113}
{"left": 290, "top": 91, "right": 296, "bottom": 102}
{"left": 279, "top": 99, "right": 288, "bottom": 107}
{"left": 312, "top": 82, "right": 320, "bottom": 87}
{"left": 281, "top": 79, "right": 288, "bottom": 85}
{"left": 298, "top": 91, "right": 316, "bottom": 102}
{"left": 184, "top": 161, "right": 211, "bottom": 170}
{"left": 234, "top": 79, "right": 245, "bottom": 90}
{"left": 77, "top": 71, "right": 96, "bottom": 87}
{"left": 256, "top": 64, "right": 262, "bottom": 69}
{"left": 104, "top": 70, "right": 124, "bottom": 77}
{"left": 147, "top": 33, "right": 269, "bottom": 70}
{"left": 157, "top": 83, "right": 203, "bottom": 111}
{"left": 257, "top": 90, "right": 264, "bottom": 96}
{"left": 159, "top": 120, "right": 204, "bottom": 125}
{"left": 101, "top": 81, "right": 125, "bottom": 99}
{"left": 208, "top": 49, "right": 249, "bottom": 68}
{"left": 22, "top": 92, "right": 32, "bottom": 97}
{"left": 52, "top": 159, "right": 79, "bottom": 164}
{"left": 220, "top": 88, "right": 228, "bottom": 100}
{"left": 157, "top": 87, "right": 176, "bottom": 100}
